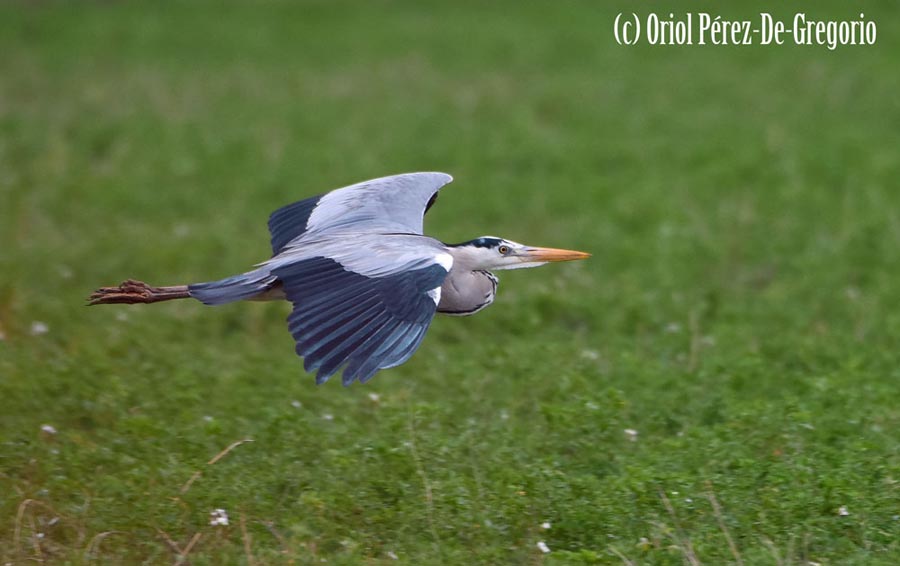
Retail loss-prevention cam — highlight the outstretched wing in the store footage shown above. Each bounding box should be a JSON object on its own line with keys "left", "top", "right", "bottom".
{"left": 268, "top": 172, "right": 453, "bottom": 255}
{"left": 272, "top": 249, "right": 451, "bottom": 386}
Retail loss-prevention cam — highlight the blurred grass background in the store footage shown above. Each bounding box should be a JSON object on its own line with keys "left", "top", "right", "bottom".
{"left": 2, "top": 1, "right": 900, "bottom": 564}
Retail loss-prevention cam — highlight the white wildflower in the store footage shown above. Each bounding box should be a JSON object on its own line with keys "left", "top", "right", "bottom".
{"left": 368, "top": 393, "right": 380, "bottom": 402}
{"left": 209, "top": 508, "right": 229, "bottom": 526}
{"left": 386, "top": 550, "right": 398, "bottom": 560}
{"left": 322, "top": 413, "right": 334, "bottom": 421}
{"left": 536, "top": 541, "right": 551, "bottom": 553}
{"left": 541, "top": 521, "right": 551, "bottom": 529}
{"left": 638, "top": 536, "right": 651, "bottom": 549}
{"left": 838, "top": 506, "right": 849, "bottom": 516}
{"left": 30, "top": 321, "right": 49, "bottom": 336}
{"left": 580, "top": 349, "right": 599, "bottom": 360}
{"left": 624, "top": 428, "right": 639, "bottom": 441}
{"left": 40, "top": 424, "right": 58, "bottom": 435}
{"left": 291, "top": 400, "right": 302, "bottom": 409}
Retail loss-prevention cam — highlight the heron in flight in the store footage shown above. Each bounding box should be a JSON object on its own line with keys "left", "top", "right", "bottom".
{"left": 90, "top": 173, "right": 590, "bottom": 385}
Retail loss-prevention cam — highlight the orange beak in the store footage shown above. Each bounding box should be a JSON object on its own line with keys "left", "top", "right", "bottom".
{"left": 524, "top": 246, "right": 591, "bottom": 262}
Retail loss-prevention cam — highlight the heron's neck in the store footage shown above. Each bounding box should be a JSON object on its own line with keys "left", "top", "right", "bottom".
{"left": 445, "top": 244, "right": 497, "bottom": 271}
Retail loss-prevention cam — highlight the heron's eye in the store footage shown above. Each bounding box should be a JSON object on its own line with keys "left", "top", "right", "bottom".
{"left": 498, "top": 245, "right": 510, "bottom": 255}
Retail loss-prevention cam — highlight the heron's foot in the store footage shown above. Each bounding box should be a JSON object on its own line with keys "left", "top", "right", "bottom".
{"left": 88, "top": 279, "right": 190, "bottom": 305}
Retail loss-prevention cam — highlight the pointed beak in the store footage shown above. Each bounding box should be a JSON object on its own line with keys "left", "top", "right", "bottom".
{"left": 523, "top": 246, "right": 591, "bottom": 263}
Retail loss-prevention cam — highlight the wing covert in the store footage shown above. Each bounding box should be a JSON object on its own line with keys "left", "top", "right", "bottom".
{"left": 267, "top": 172, "right": 453, "bottom": 255}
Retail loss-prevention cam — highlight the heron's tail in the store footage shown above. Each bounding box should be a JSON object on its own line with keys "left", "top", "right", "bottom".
{"left": 187, "top": 269, "right": 277, "bottom": 305}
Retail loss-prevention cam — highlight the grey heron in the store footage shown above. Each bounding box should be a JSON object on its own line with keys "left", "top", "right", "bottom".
{"left": 90, "top": 172, "right": 590, "bottom": 385}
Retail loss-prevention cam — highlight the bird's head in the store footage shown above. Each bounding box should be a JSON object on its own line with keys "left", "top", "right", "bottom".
{"left": 449, "top": 236, "right": 590, "bottom": 271}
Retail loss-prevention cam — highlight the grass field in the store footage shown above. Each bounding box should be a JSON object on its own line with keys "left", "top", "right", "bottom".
{"left": 2, "top": 2, "right": 900, "bottom": 564}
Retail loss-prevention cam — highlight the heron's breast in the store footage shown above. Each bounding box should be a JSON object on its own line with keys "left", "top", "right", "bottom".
{"left": 436, "top": 270, "right": 498, "bottom": 316}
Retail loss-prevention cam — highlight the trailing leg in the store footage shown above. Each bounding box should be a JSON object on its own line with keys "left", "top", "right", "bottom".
{"left": 88, "top": 279, "right": 191, "bottom": 305}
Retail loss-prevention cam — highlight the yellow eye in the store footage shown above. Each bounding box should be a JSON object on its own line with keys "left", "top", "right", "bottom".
{"left": 498, "top": 245, "right": 509, "bottom": 255}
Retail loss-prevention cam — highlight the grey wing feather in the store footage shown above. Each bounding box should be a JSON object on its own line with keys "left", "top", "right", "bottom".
{"left": 269, "top": 172, "right": 452, "bottom": 254}
{"left": 274, "top": 254, "right": 449, "bottom": 385}
{"left": 268, "top": 194, "right": 322, "bottom": 255}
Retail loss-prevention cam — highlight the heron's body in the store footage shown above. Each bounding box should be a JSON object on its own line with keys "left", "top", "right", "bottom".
{"left": 190, "top": 234, "right": 501, "bottom": 315}
{"left": 91, "top": 172, "right": 589, "bottom": 386}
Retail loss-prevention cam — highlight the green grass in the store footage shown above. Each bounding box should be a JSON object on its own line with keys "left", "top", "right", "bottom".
{"left": 3, "top": 1, "right": 900, "bottom": 564}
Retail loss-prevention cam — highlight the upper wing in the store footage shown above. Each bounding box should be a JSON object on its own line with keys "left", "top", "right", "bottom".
{"left": 272, "top": 247, "right": 451, "bottom": 386}
{"left": 268, "top": 172, "right": 453, "bottom": 255}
